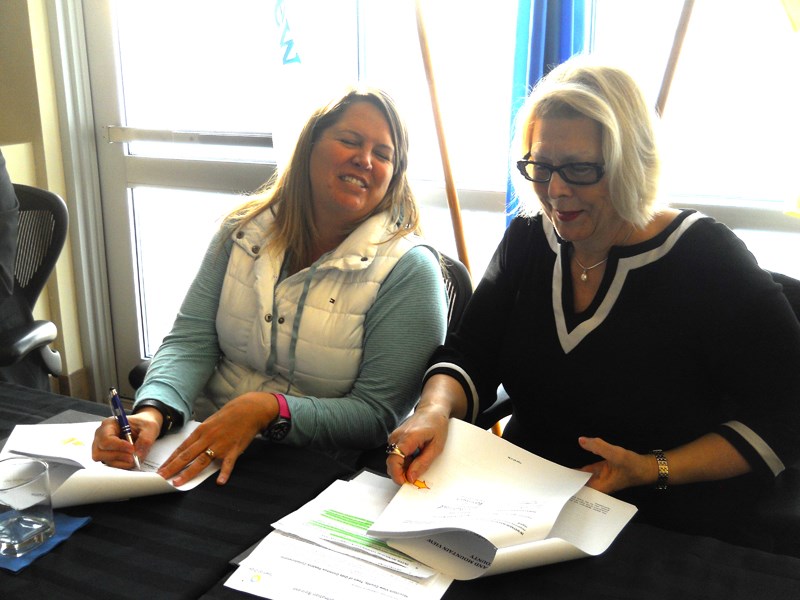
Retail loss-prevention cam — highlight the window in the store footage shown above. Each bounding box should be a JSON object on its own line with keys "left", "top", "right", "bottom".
{"left": 115, "top": 1, "right": 518, "bottom": 192}
{"left": 356, "top": 1, "right": 516, "bottom": 278}
{"left": 357, "top": 2, "right": 518, "bottom": 192}
{"left": 592, "top": 0, "right": 800, "bottom": 277}
{"left": 81, "top": 1, "right": 799, "bottom": 395}
{"left": 88, "top": 0, "right": 513, "bottom": 386}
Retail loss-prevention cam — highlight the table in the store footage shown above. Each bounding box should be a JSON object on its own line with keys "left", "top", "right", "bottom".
{"left": 2, "top": 382, "right": 800, "bottom": 600}
{"left": 0, "top": 383, "right": 352, "bottom": 600}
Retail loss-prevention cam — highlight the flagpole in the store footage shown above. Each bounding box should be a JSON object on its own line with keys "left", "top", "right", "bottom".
{"left": 414, "top": 0, "right": 471, "bottom": 273}
{"left": 656, "top": 0, "right": 695, "bottom": 116}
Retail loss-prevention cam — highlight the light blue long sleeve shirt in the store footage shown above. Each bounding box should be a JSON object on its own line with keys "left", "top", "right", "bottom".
{"left": 135, "top": 223, "right": 447, "bottom": 458}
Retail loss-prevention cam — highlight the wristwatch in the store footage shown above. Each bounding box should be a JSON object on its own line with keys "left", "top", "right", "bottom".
{"left": 134, "top": 398, "right": 183, "bottom": 438}
{"left": 263, "top": 393, "right": 291, "bottom": 442}
{"left": 651, "top": 449, "right": 669, "bottom": 490}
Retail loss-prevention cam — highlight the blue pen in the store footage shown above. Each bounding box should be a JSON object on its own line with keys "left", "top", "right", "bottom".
{"left": 108, "top": 387, "right": 141, "bottom": 470}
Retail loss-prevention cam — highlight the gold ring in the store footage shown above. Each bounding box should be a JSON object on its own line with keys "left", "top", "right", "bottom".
{"left": 204, "top": 448, "right": 216, "bottom": 459}
{"left": 385, "top": 443, "right": 405, "bottom": 458}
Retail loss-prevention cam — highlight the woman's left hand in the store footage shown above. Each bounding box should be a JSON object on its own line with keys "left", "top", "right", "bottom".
{"left": 158, "top": 392, "right": 278, "bottom": 486}
{"left": 577, "top": 436, "right": 655, "bottom": 494}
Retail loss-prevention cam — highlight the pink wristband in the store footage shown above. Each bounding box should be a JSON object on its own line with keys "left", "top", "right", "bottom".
{"left": 274, "top": 393, "right": 290, "bottom": 419}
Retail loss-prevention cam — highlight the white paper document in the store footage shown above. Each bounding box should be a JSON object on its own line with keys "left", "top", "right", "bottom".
{"left": 367, "top": 419, "right": 637, "bottom": 580}
{"left": 226, "top": 531, "right": 453, "bottom": 600}
{"left": 273, "top": 472, "right": 439, "bottom": 579}
{"left": 0, "top": 420, "right": 219, "bottom": 507}
{"left": 225, "top": 471, "right": 453, "bottom": 600}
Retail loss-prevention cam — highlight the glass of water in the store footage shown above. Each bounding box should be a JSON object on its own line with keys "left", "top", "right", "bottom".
{"left": 0, "top": 457, "right": 55, "bottom": 557}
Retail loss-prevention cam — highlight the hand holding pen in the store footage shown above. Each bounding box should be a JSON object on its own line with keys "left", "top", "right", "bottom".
{"left": 108, "top": 387, "right": 141, "bottom": 470}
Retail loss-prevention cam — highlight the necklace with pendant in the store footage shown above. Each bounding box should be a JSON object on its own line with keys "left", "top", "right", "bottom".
{"left": 573, "top": 225, "right": 635, "bottom": 283}
{"left": 574, "top": 256, "right": 607, "bottom": 282}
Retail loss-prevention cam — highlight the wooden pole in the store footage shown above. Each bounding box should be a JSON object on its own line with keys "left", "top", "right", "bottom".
{"left": 656, "top": 0, "right": 696, "bottom": 116}
{"left": 414, "top": 0, "right": 471, "bottom": 273}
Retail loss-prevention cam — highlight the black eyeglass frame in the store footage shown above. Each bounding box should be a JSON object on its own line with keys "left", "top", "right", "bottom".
{"left": 516, "top": 153, "right": 605, "bottom": 186}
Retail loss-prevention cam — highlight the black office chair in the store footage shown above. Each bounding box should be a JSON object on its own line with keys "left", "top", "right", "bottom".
{"left": 441, "top": 252, "right": 472, "bottom": 332}
{"left": 752, "top": 271, "right": 800, "bottom": 557}
{"left": 348, "top": 251, "right": 472, "bottom": 470}
{"left": 0, "top": 184, "right": 68, "bottom": 389}
{"left": 771, "top": 271, "right": 800, "bottom": 320}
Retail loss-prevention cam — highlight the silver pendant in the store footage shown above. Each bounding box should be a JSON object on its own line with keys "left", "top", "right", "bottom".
{"left": 580, "top": 271, "right": 588, "bottom": 282}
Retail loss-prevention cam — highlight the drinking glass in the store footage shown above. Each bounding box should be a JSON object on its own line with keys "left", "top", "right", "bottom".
{"left": 0, "top": 457, "right": 55, "bottom": 557}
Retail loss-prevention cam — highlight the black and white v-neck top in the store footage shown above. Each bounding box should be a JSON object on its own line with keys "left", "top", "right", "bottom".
{"left": 551, "top": 210, "right": 706, "bottom": 354}
{"left": 428, "top": 210, "right": 800, "bottom": 500}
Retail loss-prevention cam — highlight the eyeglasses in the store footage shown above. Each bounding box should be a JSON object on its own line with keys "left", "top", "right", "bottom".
{"left": 516, "top": 154, "right": 605, "bottom": 185}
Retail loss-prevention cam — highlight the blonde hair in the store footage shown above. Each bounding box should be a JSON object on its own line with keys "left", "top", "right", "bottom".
{"left": 225, "top": 87, "right": 419, "bottom": 272}
{"left": 512, "top": 56, "right": 661, "bottom": 228}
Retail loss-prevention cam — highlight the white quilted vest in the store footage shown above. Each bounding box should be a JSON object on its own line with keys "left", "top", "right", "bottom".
{"left": 200, "top": 210, "right": 421, "bottom": 417}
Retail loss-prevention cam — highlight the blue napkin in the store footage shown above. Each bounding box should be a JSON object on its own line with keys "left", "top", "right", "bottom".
{"left": 0, "top": 512, "right": 91, "bottom": 572}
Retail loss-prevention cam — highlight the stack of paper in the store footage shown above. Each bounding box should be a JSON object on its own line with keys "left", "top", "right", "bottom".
{"left": 225, "top": 471, "right": 453, "bottom": 600}
{"left": 367, "top": 419, "right": 638, "bottom": 580}
{"left": 226, "top": 419, "right": 638, "bottom": 598}
{"left": 0, "top": 421, "right": 219, "bottom": 507}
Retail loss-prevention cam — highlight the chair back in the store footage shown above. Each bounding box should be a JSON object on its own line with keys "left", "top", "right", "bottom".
{"left": 770, "top": 271, "right": 800, "bottom": 322}
{"left": 440, "top": 252, "right": 472, "bottom": 331}
{"left": 12, "top": 184, "right": 69, "bottom": 311}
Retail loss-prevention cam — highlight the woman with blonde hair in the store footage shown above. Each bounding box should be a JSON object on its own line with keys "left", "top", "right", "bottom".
{"left": 388, "top": 57, "right": 800, "bottom": 547}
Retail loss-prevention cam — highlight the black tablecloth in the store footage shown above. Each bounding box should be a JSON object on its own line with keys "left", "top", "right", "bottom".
{"left": 0, "top": 383, "right": 353, "bottom": 600}
{"left": 441, "top": 523, "right": 800, "bottom": 600}
{"left": 200, "top": 519, "right": 800, "bottom": 600}
{"left": 3, "top": 382, "right": 800, "bottom": 600}
{"left": 0, "top": 382, "right": 109, "bottom": 440}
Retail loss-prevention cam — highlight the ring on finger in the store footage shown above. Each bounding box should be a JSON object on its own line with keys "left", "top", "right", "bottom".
{"left": 204, "top": 448, "right": 216, "bottom": 459}
{"left": 385, "top": 443, "right": 405, "bottom": 458}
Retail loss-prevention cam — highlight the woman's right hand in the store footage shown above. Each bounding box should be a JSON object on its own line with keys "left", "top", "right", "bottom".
{"left": 91, "top": 407, "right": 162, "bottom": 469}
{"left": 386, "top": 405, "right": 450, "bottom": 484}
{"left": 386, "top": 374, "right": 468, "bottom": 484}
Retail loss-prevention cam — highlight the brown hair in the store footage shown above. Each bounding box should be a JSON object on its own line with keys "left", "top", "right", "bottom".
{"left": 225, "top": 87, "right": 419, "bottom": 272}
